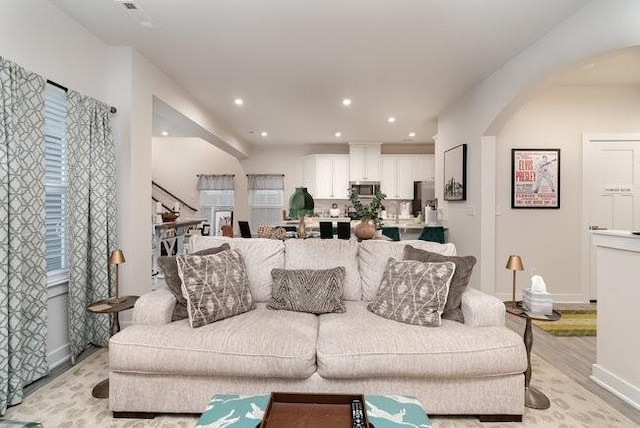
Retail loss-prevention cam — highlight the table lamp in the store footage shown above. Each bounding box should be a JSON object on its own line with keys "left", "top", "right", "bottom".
{"left": 505, "top": 255, "right": 524, "bottom": 309}
{"left": 108, "top": 250, "right": 126, "bottom": 303}
{"left": 289, "top": 187, "right": 314, "bottom": 238}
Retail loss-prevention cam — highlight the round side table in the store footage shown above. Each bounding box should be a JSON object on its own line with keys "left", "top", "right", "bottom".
{"left": 505, "top": 301, "right": 561, "bottom": 409}
{"left": 87, "top": 295, "right": 139, "bottom": 398}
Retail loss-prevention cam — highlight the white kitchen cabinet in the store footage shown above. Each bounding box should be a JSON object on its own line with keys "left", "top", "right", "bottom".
{"left": 349, "top": 143, "right": 381, "bottom": 182}
{"left": 303, "top": 155, "right": 350, "bottom": 199}
{"left": 412, "top": 155, "right": 435, "bottom": 181}
{"left": 381, "top": 155, "right": 414, "bottom": 199}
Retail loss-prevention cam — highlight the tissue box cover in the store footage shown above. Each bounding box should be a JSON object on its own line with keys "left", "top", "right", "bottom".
{"left": 523, "top": 288, "right": 553, "bottom": 315}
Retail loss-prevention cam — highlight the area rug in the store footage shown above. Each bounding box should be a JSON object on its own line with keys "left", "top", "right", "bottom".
{"left": 4, "top": 348, "right": 636, "bottom": 427}
{"left": 533, "top": 309, "right": 597, "bottom": 336}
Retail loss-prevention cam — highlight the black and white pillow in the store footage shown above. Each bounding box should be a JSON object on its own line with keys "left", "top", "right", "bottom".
{"left": 367, "top": 258, "right": 456, "bottom": 327}
{"left": 157, "top": 243, "right": 231, "bottom": 321}
{"left": 268, "top": 267, "right": 346, "bottom": 314}
{"left": 176, "top": 249, "right": 255, "bottom": 328}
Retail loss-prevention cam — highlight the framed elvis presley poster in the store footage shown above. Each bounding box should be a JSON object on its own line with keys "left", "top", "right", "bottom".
{"left": 511, "top": 149, "right": 560, "bottom": 209}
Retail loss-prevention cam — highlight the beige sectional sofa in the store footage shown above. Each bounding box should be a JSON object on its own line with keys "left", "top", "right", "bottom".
{"left": 109, "top": 237, "right": 527, "bottom": 420}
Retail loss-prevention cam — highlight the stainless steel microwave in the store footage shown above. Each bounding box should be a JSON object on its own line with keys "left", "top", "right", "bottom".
{"left": 350, "top": 182, "right": 380, "bottom": 198}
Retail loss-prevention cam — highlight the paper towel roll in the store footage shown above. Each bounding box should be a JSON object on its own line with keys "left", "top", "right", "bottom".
{"left": 426, "top": 206, "right": 438, "bottom": 225}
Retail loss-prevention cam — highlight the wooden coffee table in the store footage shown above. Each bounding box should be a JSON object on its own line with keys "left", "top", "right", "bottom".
{"left": 506, "top": 301, "right": 561, "bottom": 409}
{"left": 196, "top": 393, "right": 431, "bottom": 427}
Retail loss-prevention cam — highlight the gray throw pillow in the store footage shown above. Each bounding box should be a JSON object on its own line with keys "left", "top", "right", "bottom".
{"left": 157, "top": 243, "right": 230, "bottom": 321}
{"left": 367, "top": 258, "right": 456, "bottom": 327}
{"left": 176, "top": 249, "right": 254, "bottom": 328}
{"left": 404, "top": 245, "right": 477, "bottom": 323}
{"left": 268, "top": 267, "right": 346, "bottom": 314}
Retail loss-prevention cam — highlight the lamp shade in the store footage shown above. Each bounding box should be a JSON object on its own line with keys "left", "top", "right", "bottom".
{"left": 289, "top": 187, "right": 314, "bottom": 219}
{"left": 109, "top": 250, "right": 126, "bottom": 265}
{"left": 505, "top": 255, "right": 524, "bottom": 271}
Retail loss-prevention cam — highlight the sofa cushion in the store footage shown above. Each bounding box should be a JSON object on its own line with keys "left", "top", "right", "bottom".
{"left": 284, "top": 239, "right": 361, "bottom": 300}
{"left": 189, "top": 236, "right": 285, "bottom": 302}
{"left": 157, "top": 243, "right": 230, "bottom": 321}
{"left": 110, "top": 303, "right": 318, "bottom": 379}
{"left": 404, "top": 245, "right": 477, "bottom": 323}
{"left": 358, "top": 240, "right": 457, "bottom": 301}
{"left": 368, "top": 259, "right": 456, "bottom": 327}
{"left": 317, "top": 301, "right": 526, "bottom": 379}
{"left": 268, "top": 267, "right": 346, "bottom": 314}
{"left": 177, "top": 250, "right": 255, "bottom": 328}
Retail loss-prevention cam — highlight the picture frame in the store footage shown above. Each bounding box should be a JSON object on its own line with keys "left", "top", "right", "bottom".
{"left": 213, "top": 210, "right": 234, "bottom": 236}
{"left": 511, "top": 148, "right": 560, "bottom": 209}
{"left": 443, "top": 144, "right": 467, "bottom": 201}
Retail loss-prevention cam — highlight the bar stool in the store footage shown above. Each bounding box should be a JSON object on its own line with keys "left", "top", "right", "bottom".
{"left": 418, "top": 226, "right": 445, "bottom": 244}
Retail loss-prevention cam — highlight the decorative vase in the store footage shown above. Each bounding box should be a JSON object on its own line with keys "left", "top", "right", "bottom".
{"left": 354, "top": 219, "right": 376, "bottom": 240}
{"left": 289, "top": 187, "right": 315, "bottom": 219}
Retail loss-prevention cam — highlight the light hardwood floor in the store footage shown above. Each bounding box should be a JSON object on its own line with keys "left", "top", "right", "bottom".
{"left": 506, "top": 308, "right": 640, "bottom": 425}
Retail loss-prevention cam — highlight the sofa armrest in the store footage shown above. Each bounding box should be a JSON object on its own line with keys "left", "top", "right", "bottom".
{"left": 132, "top": 288, "right": 176, "bottom": 326}
{"left": 461, "top": 287, "right": 505, "bottom": 327}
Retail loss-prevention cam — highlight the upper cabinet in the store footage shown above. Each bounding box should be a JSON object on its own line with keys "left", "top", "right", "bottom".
{"left": 349, "top": 143, "right": 381, "bottom": 182}
{"left": 381, "top": 155, "right": 414, "bottom": 199}
{"left": 303, "top": 155, "right": 350, "bottom": 200}
{"left": 412, "top": 155, "right": 435, "bottom": 182}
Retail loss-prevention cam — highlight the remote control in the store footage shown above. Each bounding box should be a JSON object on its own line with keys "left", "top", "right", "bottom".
{"left": 351, "top": 399, "right": 366, "bottom": 428}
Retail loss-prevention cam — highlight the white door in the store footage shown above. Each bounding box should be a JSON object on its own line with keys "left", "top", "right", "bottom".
{"left": 584, "top": 135, "right": 640, "bottom": 300}
{"left": 397, "top": 157, "right": 414, "bottom": 199}
{"left": 315, "top": 157, "right": 334, "bottom": 199}
{"left": 381, "top": 156, "right": 398, "bottom": 199}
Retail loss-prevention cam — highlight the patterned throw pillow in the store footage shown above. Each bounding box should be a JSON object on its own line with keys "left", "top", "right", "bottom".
{"left": 268, "top": 267, "right": 346, "bottom": 314}
{"left": 157, "top": 243, "right": 231, "bottom": 321}
{"left": 404, "top": 245, "right": 477, "bottom": 323}
{"left": 177, "top": 249, "right": 255, "bottom": 328}
{"left": 367, "top": 259, "right": 456, "bottom": 327}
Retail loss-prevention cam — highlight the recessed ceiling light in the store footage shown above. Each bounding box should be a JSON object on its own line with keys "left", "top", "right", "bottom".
{"left": 409, "top": 132, "right": 416, "bottom": 138}
{"left": 334, "top": 132, "right": 342, "bottom": 138}
{"left": 387, "top": 117, "right": 396, "bottom": 123}
{"left": 261, "top": 131, "right": 268, "bottom": 137}
{"left": 234, "top": 98, "right": 244, "bottom": 106}
{"left": 342, "top": 98, "right": 352, "bottom": 107}
{"left": 160, "top": 131, "right": 169, "bottom": 136}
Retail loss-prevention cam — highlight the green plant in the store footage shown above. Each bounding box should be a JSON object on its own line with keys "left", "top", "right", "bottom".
{"left": 348, "top": 188, "right": 387, "bottom": 229}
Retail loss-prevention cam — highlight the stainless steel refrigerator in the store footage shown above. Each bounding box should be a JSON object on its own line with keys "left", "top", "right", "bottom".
{"left": 413, "top": 181, "right": 437, "bottom": 218}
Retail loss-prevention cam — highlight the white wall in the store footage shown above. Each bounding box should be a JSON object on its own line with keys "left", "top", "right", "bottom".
{"left": 0, "top": 0, "right": 113, "bottom": 369}
{"left": 495, "top": 85, "right": 640, "bottom": 302}
{"left": 436, "top": 0, "right": 640, "bottom": 294}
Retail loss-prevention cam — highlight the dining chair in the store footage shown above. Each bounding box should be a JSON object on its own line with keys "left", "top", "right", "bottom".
{"left": 319, "top": 221, "right": 333, "bottom": 239}
{"left": 238, "top": 221, "right": 252, "bottom": 238}
{"left": 417, "top": 226, "right": 445, "bottom": 244}
{"left": 337, "top": 222, "right": 351, "bottom": 240}
{"left": 382, "top": 227, "right": 401, "bottom": 242}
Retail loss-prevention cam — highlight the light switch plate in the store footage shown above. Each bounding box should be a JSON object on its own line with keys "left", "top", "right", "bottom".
{"left": 466, "top": 205, "right": 475, "bottom": 216}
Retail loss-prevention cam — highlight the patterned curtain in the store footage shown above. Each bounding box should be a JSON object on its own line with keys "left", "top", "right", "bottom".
{"left": 197, "top": 174, "right": 234, "bottom": 190}
{"left": 67, "top": 91, "right": 117, "bottom": 362}
{"left": 0, "top": 57, "right": 48, "bottom": 415}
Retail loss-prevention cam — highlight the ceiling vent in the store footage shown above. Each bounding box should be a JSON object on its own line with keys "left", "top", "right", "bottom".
{"left": 115, "top": 0, "right": 158, "bottom": 29}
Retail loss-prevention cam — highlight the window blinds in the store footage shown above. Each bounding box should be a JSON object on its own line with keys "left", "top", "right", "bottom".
{"left": 247, "top": 174, "right": 284, "bottom": 230}
{"left": 44, "top": 83, "right": 68, "bottom": 274}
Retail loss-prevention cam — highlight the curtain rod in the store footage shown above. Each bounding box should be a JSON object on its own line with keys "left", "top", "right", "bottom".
{"left": 197, "top": 174, "right": 235, "bottom": 177}
{"left": 47, "top": 79, "right": 117, "bottom": 114}
{"left": 246, "top": 174, "right": 285, "bottom": 177}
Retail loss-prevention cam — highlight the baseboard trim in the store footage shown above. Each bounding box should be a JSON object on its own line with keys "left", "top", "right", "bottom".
{"left": 47, "top": 343, "right": 71, "bottom": 370}
{"left": 591, "top": 364, "right": 640, "bottom": 411}
{"left": 496, "top": 292, "right": 586, "bottom": 303}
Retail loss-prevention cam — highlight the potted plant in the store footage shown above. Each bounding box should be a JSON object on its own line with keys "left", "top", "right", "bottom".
{"left": 349, "top": 188, "right": 386, "bottom": 239}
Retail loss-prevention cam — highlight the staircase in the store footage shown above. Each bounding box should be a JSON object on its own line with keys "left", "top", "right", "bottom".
{"left": 152, "top": 181, "right": 198, "bottom": 217}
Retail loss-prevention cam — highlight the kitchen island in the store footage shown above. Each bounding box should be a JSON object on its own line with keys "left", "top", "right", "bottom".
{"left": 590, "top": 230, "right": 640, "bottom": 410}
{"left": 275, "top": 217, "right": 446, "bottom": 241}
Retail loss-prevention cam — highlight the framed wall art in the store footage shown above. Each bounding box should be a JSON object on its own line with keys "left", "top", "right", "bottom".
{"left": 511, "top": 148, "right": 560, "bottom": 209}
{"left": 443, "top": 144, "right": 467, "bottom": 201}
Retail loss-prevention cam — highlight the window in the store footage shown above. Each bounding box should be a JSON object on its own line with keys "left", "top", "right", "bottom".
{"left": 198, "top": 175, "right": 234, "bottom": 236}
{"left": 247, "top": 174, "right": 284, "bottom": 230}
{"left": 44, "top": 83, "right": 68, "bottom": 285}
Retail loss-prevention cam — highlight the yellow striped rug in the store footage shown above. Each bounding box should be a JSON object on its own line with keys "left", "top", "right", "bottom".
{"left": 533, "top": 310, "right": 596, "bottom": 336}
